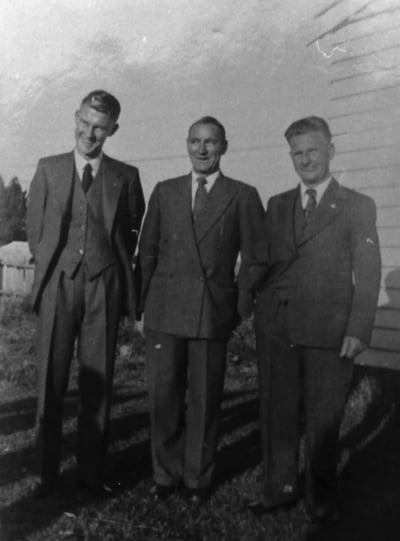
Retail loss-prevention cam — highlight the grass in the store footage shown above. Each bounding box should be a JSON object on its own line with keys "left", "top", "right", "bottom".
{"left": 1, "top": 296, "right": 400, "bottom": 540}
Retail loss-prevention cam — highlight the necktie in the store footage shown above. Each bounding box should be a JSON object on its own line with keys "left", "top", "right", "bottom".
{"left": 82, "top": 163, "right": 93, "bottom": 193}
{"left": 193, "top": 177, "right": 208, "bottom": 220}
{"left": 304, "top": 188, "right": 317, "bottom": 221}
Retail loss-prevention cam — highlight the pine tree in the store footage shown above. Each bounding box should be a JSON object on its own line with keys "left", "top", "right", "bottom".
{"left": 0, "top": 175, "right": 13, "bottom": 245}
{"left": 7, "top": 177, "right": 27, "bottom": 241}
{"left": 0, "top": 176, "right": 27, "bottom": 245}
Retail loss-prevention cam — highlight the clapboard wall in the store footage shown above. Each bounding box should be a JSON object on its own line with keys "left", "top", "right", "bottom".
{"left": 311, "top": 0, "right": 400, "bottom": 367}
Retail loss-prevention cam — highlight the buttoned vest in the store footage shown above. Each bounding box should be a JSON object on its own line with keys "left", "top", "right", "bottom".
{"left": 58, "top": 166, "right": 117, "bottom": 279}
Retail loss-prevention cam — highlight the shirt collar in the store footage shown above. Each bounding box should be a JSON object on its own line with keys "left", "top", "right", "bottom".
{"left": 191, "top": 170, "right": 220, "bottom": 192}
{"left": 74, "top": 149, "right": 103, "bottom": 179}
{"left": 300, "top": 175, "right": 332, "bottom": 206}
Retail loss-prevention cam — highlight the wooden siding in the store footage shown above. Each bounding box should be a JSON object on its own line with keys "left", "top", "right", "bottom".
{"left": 0, "top": 264, "right": 34, "bottom": 296}
{"left": 312, "top": 0, "right": 400, "bottom": 368}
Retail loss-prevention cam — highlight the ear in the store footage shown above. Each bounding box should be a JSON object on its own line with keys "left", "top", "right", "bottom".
{"left": 222, "top": 139, "right": 228, "bottom": 155}
{"left": 75, "top": 110, "right": 80, "bottom": 124}
{"left": 109, "top": 123, "right": 119, "bottom": 137}
{"left": 329, "top": 142, "right": 335, "bottom": 160}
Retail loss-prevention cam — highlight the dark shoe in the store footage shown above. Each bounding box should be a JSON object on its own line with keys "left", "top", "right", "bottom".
{"left": 149, "top": 483, "right": 176, "bottom": 500}
{"left": 33, "top": 480, "right": 60, "bottom": 500}
{"left": 77, "top": 480, "right": 115, "bottom": 499}
{"left": 182, "top": 486, "right": 210, "bottom": 503}
{"left": 246, "top": 499, "right": 297, "bottom": 517}
{"left": 305, "top": 501, "right": 340, "bottom": 524}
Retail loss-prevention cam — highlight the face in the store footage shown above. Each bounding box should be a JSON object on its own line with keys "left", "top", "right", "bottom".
{"left": 186, "top": 123, "right": 227, "bottom": 175}
{"left": 75, "top": 103, "right": 118, "bottom": 159}
{"left": 289, "top": 131, "right": 335, "bottom": 186}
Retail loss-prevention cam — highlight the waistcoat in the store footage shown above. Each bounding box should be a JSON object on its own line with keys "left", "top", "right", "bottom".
{"left": 59, "top": 166, "right": 117, "bottom": 279}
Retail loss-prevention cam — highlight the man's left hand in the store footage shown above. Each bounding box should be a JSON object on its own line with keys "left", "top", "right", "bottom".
{"left": 340, "top": 336, "right": 366, "bottom": 359}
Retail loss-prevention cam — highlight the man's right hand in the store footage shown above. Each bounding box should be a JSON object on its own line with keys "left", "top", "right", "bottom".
{"left": 134, "top": 318, "right": 145, "bottom": 338}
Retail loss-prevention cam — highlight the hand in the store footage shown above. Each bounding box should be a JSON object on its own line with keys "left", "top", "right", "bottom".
{"left": 134, "top": 318, "right": 145, "bottom": 338}
{"left": 340, "top": 336, "right": 366, "bottom": 359}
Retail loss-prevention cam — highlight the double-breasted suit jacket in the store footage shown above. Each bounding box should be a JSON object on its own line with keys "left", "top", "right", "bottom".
{"left": 140, "top": 173, "right": 265, "bottom": 340}
{"left": 139, "top": 172, "right": 265, "bottom": 489}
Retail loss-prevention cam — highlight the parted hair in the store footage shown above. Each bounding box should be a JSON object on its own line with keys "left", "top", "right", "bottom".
{"left": 81, "top": 90, "right": 121, "bottom": 121}
{"left": 188, "top": 116, "right": 227, "bottom": 142}
{"left": 284, "top": 116, "right": 332, "bottom": 143}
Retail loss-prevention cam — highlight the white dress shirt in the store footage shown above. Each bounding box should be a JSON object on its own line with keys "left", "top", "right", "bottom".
{"left": 300, "top": 176, "right": 332, "bottom": 209}
{"left": 191, "top": 170, "right": 220, "bottom": 208}
{"left": 74, "top": 149, "right": 103, "bottom": 181}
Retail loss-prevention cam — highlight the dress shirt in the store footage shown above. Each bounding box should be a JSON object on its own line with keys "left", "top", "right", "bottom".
{"left": 74, "top": 149, "right": 103, "bottom": 182}
{"left": 191, "top": 170, "right": 220, "bottom": 208}
{"left": 300, "top": 176, "right": 332, "bottom": 209}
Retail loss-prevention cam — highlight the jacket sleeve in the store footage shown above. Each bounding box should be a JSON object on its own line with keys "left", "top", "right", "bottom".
{"left": 237, "top": 186, "right": 266, "bottom": 317}
{"left": 118, "top": 168, "right": 145, "bottom": 261}
{"left": 26, "top": 159, "right": 47, "bottom": 261}
{"left": 138, "top": 182, "right": 161, "bottom": 312}
{"left": 345, "top": 195, "right": 381, "bottom": 344}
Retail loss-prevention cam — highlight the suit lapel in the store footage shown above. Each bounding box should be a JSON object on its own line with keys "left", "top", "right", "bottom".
{"left": 101, "top": 155, "right": 124, "bottom": 233}
{"left": 194, "top": 174, "right": 236, "bottom": 243}
{"left": 276, "top": 187, "right": 299, "bottom": 257}
{"left": 170, "top": 175, "right": 203, "bottom": 266}
{"left": 53, "top": 152, "right": 75, "bottom": 214}
{"left": 298, "top": 177, "right": 345, "bottom": 246}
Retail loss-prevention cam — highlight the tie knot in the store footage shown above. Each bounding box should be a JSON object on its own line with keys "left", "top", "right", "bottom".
{"left": 197, "top": 176, "right": 207, "bottom": 187}
{"left": 84, "top": 163, "right": 93, "bottom": 174}
{"left": 305, "top": 188, "right": 316, "bottom": 198}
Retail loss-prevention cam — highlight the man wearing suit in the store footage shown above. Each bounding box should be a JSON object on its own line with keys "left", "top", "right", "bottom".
{"left": 139, "top": 116, "right": 264, "bottom": 501}
{"left": 248, "top": 116, "right": 381, "bottom": 522}
{"left": 27, "top": 90, "right": 145, "bottom": 498}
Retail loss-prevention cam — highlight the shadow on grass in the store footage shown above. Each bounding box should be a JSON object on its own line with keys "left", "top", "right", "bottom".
{"left": 305, "top": 365, "right": 400, "bottom": 541}
{"left": 0, "top": 387, "right": 148, "bottom": 436}
{"left": 0, "top": 390, "right": 260, "bottom": 541}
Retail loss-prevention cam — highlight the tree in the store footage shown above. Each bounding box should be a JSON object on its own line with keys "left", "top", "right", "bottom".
{"left": 0, "top": 175, "right": 12, "bottom": 245}
{"left": 7, "top": 177, "right": 27, "bottom": 241}
{"left": 0, "top": 176, "right": 27, "bottom": 245}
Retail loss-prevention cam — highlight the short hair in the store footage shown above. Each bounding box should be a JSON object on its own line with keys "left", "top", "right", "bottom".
{"left": 284, "top": 116, "right": 332, "bottom": 143}
{"left": 188, "top": 116, "right": 227, "bottom": 142}
{"left": 80, "top": 90, "right": 121, "bottom": 121}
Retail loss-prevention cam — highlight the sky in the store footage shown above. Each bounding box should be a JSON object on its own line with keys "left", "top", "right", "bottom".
{"left": 1, "top": 0, "right": 346, "bottom": 202}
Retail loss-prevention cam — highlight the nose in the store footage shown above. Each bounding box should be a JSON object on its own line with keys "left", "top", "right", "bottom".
{"left": 84, "top": 124, "right": 96, "bottom": 139}
{"left": 198, "top": 141, "right": 207, "bottom": 154}
{"left": 301, "top": 152, "right": 311, "bottom": 165}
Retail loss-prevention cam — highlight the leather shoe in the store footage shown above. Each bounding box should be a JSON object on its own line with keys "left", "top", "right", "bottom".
{"left": 149, "top": 483, "right": 176, "bottom": 500}
{"left": 246, "top": 499, "right": 297, "bottom": 517}
{"left": 182, "top": 486, "right": 210, "bottom": 503}
{"left": 77, "top": 480, "right": 115, "bottom": 499}
{"left": 32, "top": 480, "right": 60, "bottom": 500}
{"left": 305, "top": 501, "right": 340, "bottom": 524}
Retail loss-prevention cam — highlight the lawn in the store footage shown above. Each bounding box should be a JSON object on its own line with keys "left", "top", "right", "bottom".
{"left": 1, "top": 295, "right": 400, "bottom": 541}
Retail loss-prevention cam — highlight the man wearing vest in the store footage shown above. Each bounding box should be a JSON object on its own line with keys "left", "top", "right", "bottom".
{"left": 247, "top": 116, "right": 381, "bottom": 523}
{"left": 27, "top": 90, "right": 145, "bottom": 498}
{"left": 139, "top": 116, "right": 265, "bottom": 502}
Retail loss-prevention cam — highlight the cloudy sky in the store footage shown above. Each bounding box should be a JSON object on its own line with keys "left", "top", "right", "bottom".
{"left": 1, "top": 0, "right": 341, "bottom": 201}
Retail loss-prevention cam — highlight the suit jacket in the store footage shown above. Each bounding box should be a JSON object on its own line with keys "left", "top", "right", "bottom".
{"left": 252, "top": 178, "right": 381, "bottom": 347}
{"left": 27, "top": 152, "right": 145, "bottom": 316}
{"left": 139, "top": 173, "right": 265, "bottom": 340}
